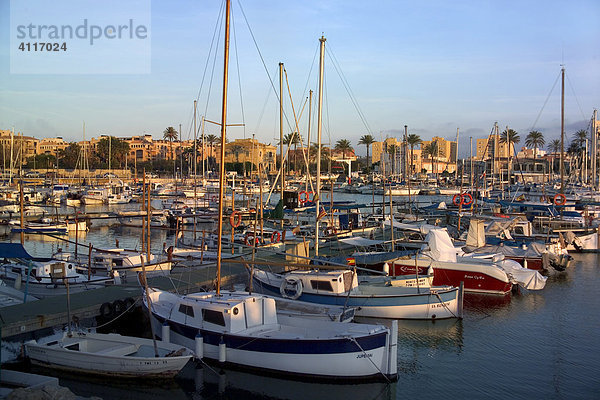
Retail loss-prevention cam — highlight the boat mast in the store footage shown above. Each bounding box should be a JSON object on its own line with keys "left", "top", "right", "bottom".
{"left": 193, "top": 100, "right": 197, "bottom": 241}
{"left": 315, "top": 36, "right": 326, "bottom": 256}
{"left": 560, "top": 66, "right": 565, "bottom": 194}
{"left": 279, "top": 62, "right": 284, "bottom": 230}
{"left": 215, "top": 0, "right": 231, "bottom": 296}
{"left": 593, "top": 109, "right": 598, "bottom": 190}
{"left": 306, "top": 90, "right": 312, "bottom": 192}
{"left": 454, "top": 127, "right": 459, "bottom": 183}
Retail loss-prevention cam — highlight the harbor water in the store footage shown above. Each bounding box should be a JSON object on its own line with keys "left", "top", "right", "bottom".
{"left": 2, "top": 195, "right": 599, "bottom": 399}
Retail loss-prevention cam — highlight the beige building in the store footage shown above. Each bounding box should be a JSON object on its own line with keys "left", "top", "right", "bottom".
{"left": 38, "top": 137, "right": 68, "bottom": 155}
{"left": 222, "top": 138, "right": 277, "bottom": 172}
{"left": 0, "top": 130, "right": 39, "bottom": 164}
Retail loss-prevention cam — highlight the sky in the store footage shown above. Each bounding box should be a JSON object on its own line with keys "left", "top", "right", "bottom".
{"left": 0, "top": 0, "right": 599, "bottom": 158}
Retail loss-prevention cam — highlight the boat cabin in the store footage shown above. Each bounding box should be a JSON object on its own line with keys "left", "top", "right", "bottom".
{"left": 170, "top": 293, "right": 278, "bottom": 334}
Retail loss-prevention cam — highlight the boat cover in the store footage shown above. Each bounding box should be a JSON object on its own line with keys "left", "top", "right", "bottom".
{"left": 421, "top": 229, "right": 458, "bottom": 262}
{"left": 0, "top": 243, "right": 33, "bottom": 259}
{"left": 497, "top": 259, "right": 547, "bottom": 290}
{"left": 338, "top": 237, "right": 384, "bottom": 247}
{"left": 383, "top": 220, "right": 440, "bottom": 234}
{"left": 466, "top": 219, "right": 485, "bottom": 248}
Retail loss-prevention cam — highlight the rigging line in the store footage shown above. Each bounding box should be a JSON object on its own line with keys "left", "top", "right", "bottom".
{"left": 195, "top": 0, "right": 226, "bottom": 106}
{"left": 527, "top": 69, "right": 561, "bottom": 131}
{"left": 230, "top": 7, "right": 247, "bottom": 139}
{"left": 325, "top": 44, "right": 374, "bottom": 135}
{"left": 203, "top": 1, "right": 226, "bottom": 118}
{"left": 565, "top": 72, "right": 588, "bottom": 122}
{"left": 253, "top": 66, "right": 277, "bottom": 134}
{"left": 296, "top": 43, "right": 320, "bottom": 113}
{"left": 235, "top": 0, "right": 296, "bottom": 134}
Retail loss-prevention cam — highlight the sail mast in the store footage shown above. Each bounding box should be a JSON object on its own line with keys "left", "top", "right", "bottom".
{"left": 560, "top": 66, "right": 565, "bottom": 194}
{"left": 215, "top": 0, "right": 231, "bottom": 296}
{"left": 315, "top": 36, "right": 326, "bottom": 256}
{"left": 279, "top": 62, "right": 284, "bottom": 229}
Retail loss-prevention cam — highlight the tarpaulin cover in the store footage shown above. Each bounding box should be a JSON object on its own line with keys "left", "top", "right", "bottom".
{"left": 0, "top": 243, "right": 33, "bottom": 259}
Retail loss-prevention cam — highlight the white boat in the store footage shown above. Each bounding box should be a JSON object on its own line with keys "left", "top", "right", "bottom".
{"left": 117, "top": 210, "right": 169, "bottom": 228}
{"left": 9, "top": 219, "right": 68, "bottom": 234}
{"left": 25, "top": 331, "right": 193, "bottom": 378}
{"left": 81, "top": 188, "right": 108, "bottom": 204}
{"left": 0, "top": 244, "right": 114, "bottom": 299}
{"left": 82, "top": 248, "right": 173, "bottom": 278}
{"left": 145, "top": 288, "right": 398, "bottom": 381}
{"left": 252, "top": 268, "right": 462, "bottom": 320}
{"left": 106, "top": 181, "right": 133, "bottom": 204}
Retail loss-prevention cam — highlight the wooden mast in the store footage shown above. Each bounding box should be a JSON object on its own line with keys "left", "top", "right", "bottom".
{"left": 215, "top": 0, "right": 231, "bottom": 296}
{"left": 314, "top": 36, "right": 326, "bottom": 257}
{"left": 560, "top": 66, "right": 565, "bottom": 194}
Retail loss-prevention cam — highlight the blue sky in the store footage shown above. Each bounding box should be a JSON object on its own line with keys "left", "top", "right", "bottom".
{"left": 1, "top": 0, "right": 599, "bottom": 157}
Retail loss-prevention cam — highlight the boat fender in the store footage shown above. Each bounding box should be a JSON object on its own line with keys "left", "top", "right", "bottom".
{"left": 195, "top": 333, "right": 204, "bottom": 359}
{"left": 112, "top": 299, "right": 126, "bottom": 315}
{"left": 280, "top": 276, "right": 303, "bottom": 300}
{"left": 271, "top": 231, "right": 281, "bottom": 243}
{"left": 218, "top": 337, "right": 226, "bottom": 363}
{"left": 162, "top": 322, "right": 170, "bottom": 343}
{"left": 383, "top": 263, "right": 390, "bottom": 276}
{"left": 99, "top": 302, "right": 113, "bottom": 318}
{"left": 124, "top": 297, "right": 135, "bottom": 311}
{"left": 166, "top": 246, "right": 174, "bottom": 261}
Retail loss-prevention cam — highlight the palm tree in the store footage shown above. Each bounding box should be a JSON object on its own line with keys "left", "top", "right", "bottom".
{"left": 358, "top": 134, "right": 375, "bottom": 172}
{"left": 499, "top": 128, "right": 520, "bottom": 183}
{"left": 163, "top": 126, "right": 178, "bottom": 160}
{"left": 335, "top": 139, "right": 353, "bottom": 159}
{"left": 573, "top": 129, "right": 588, "bottom": 148}
{"left": 387, "top": 144, "right": 400, "bottom": 177}
{"left": 423, "top": 141, "right": 439, "bottom": 180}
{"left": 548, "top": 139, "right": 561, "bottom": 179}
{"left": 406, "top": 134, "right": 422, "bottom": 175}
{"left": 525, "top": 130, "right": 545, "bottom": 160}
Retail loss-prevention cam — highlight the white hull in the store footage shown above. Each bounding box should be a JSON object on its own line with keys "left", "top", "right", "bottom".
{"left": 26, "top": 332, "right": 192, "bottom": 378}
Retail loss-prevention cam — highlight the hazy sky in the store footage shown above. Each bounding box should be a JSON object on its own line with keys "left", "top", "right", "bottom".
{"left": 1, "top": 0, "right": 599, "bottom": 157}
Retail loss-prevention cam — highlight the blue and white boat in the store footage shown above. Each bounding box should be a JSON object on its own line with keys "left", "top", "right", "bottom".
{"left": 252, "top": 268, "right": 462, "bottom": 320}
{"left": 145, "top": 288, "right": 398, "bottom": 381}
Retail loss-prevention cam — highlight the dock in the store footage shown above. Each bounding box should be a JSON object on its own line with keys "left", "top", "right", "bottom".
{"left": 0, "top": 261, "right": 248, "bottom": 340}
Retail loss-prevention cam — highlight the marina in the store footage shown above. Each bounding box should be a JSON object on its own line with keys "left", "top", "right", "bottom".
{"left": 2, "top": 0, "right": 599, "bottom": 398}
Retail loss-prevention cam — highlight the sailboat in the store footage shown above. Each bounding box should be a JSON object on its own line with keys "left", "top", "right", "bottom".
{"left": 144, "top": 2, "right": 398, "bottom": 381}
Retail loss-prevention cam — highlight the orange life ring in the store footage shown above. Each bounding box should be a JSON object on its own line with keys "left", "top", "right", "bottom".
{"left": 271, "top": 231, "right": 281, "bottom": 243}
{"left": 452, "top": 194, "right": 461, "bottom": 206}
{"left": 553, "top": 193, "right": 566, "bottom": 206}
{"left": 229, "top": 211, "right": 242, "bottom": 227}
{"left": 461, "top": 193, "right": 473, "bottom": 206}
{"left": 298, "top": 191, "right": 309, "bottom": 205}
{"left": 244, "top": 232, "right": 259, "bottom": 246}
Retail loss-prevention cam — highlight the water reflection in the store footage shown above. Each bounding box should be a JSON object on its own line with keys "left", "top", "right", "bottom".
{"left": 177, "top": 363, "right": 396, "bottom": 400}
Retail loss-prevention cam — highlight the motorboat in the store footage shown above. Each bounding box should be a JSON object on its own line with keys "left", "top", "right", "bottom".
{"left": 252, "top": 268, "right": 462, "bottom": 320}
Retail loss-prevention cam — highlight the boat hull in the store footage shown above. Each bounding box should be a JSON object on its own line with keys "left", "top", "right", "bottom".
{"left": 25, "top": 332, "right": 192, "bottom": 378}
{"left": 390, "top": 259, "right": 512, "bottom": 295}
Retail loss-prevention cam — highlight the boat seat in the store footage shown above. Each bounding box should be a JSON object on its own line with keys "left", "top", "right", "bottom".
{"left": 95, "top": 343, "right": 138, "bottom": 356}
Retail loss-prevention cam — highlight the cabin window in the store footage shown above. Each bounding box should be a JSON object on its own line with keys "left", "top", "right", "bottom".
{"left": 514, "top": 227, "right": 524, "bottom": 235}
{"left": 178, "top": 304, "right": 194, "bottom": 317}
{"left": 310, "top": 280, "right": 333, "bottom": 292}
{"left": 202, "top": 309, "right": 225, "bottom": 326}
{"left": 112, "top": 259, "right": 123, "bottom": 267}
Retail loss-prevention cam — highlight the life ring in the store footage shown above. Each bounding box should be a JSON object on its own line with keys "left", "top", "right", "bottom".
{"left": 112, "top": 299, "right": 126, "bottom": 315}
{"left": 553, "top": 193, "right": 566, "bottom": 206}
{"left": 211, "top": 195, "right": 218, "bottom": 202}
{"left": 244, "top": 232, "right": 259, "bottom": 246}
{"left": 279, "top": 276, "right": 303, "bottom": 300}
{"left": 298, "top": 191, "right": 309, "bottom": 205}
{"left": 461, "top": 193, "right": 473, "bottom": 206}
{"left": 229, "top": 211, "right": 242, "bottom": 227}
{"left": 99, "top": 302, "right": 113, "bottom": 318}
{"left": 325, "top": 226, "right": 337, "bottom": 236}
{"left": 271, "top": 231, "right": 281, "bottom": 243}
{"left": 452, "top": 194, "right": 461, "bottom": 206}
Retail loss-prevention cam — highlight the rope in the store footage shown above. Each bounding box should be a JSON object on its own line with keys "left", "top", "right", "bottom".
{"left": 349, "top": 337, "right": 391, "bottom": 383}
{"left": 433, "top": 291, "right": 458, "bottom": 319}
{"left": 94, "top": 297, "right": 139, "bottom": 329}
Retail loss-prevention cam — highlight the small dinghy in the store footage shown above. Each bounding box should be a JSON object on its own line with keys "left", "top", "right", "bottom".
{"left": 25, "top": 332, "right": 193, "bottom": 378}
